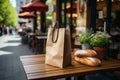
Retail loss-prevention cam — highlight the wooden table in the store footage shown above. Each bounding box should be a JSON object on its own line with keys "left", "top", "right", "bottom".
{"left": 35, "top": 36, "right": 47, "bottom": 54}
{"left": 20, "top": 54, "right": 120, "bottom": 80}
{"left": 27, "top": 33, "right": 40, "bottom": 51}
{"left": 27, "top": 33, "right": 34, "bottom": 48}
{"left": 27, "top": 33, "right": 47, "bottom": 53}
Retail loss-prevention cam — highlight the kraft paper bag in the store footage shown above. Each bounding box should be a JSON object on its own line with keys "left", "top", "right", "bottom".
{"left": 45, "top": 25, "right": 71, "bottom": 68}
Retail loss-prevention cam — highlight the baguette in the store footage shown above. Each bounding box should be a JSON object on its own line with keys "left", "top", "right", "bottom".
{"left": 75, "top": 56, "right": 101, "bottom": 67}
{"left": 74, "top": 49, "right": 97, "bottom": 57}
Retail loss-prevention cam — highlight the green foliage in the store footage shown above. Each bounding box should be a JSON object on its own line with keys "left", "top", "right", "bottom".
{"left": 46, "top": 0, "right": 52, "bottom": 5}
{"left": 5, "top": 5, "right": 18, "bottom": 27}
{"left": 0, "top": 16, "right": 3, "bottom": 21}
{"left": 90, "top": 32, "right": 110, "bottom": 47}
{"left": 46, "top": 12, "right": 52, "bottom": 27}
{"left": 77, "top": 29, "right": 93, "bottom": 44}
{"left": 0, "top": 0, "right": 17, "bottom": 27}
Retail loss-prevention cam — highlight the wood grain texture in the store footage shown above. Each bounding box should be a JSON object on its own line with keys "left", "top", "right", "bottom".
{"left": 20, "top": 54, "right": 120, "bottom": 80}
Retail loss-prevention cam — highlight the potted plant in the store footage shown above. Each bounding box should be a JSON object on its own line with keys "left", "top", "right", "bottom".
{"left": 77, "top": 29, "right": 92, "bottom": 49}
{"left": 90, "top": 31, "right": 110, "bottom": 59}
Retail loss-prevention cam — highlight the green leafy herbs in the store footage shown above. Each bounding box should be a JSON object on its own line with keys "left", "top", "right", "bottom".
{"left": 77, "top": 29, "right": 92, "bottom": 44}
{"left": 90, "top": 32, "right": 110, "bottom": 47}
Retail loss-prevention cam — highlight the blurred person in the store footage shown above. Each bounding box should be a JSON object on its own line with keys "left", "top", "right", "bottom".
{"left": 9, "top": 26, "right": 13, "bottom": 35}
{"left": 3, "top": 27, "right": 7, "bottom": 35}
{"left": 0, "top": 27, "right": 3, "bottom": 36}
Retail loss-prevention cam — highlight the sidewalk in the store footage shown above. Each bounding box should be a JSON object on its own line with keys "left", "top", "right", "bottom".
{"left": 0, "top": 34, "right": 32, "bottom": 80}
{"left": 0, "top": 34, "right": 68, "bottom": 80}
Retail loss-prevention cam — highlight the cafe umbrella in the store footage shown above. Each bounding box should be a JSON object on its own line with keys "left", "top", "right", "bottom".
{"left": 18, "top": 12, "right": 35, "bottom": 31}
{"left": 65, "top": 3, "right": 85, "bottom": 13}
{"left": 21, "top": 1, "right": 48, "bottom": 12}
{"left": 65, "top": 3, "right": 77, "bottom": 13}
{"left": 18, "top": 12, "right": 36, "bottom": 18}
{"left": 21, "top": 1, "right": 48, "bottom": 33}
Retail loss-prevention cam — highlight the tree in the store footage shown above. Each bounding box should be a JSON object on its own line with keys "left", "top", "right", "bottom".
{"left": 5, "top": 4, "right": 18, "bottom": 27}
{"left": 0, "top": 0, "right": 17, "bottom": 27}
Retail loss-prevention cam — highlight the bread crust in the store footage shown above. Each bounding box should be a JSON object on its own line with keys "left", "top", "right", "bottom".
{"left": 75, "top": 56, "right": 101, "bottom": 67}
{"left": 74, "top": 49, "right": 97, "bottom": 57}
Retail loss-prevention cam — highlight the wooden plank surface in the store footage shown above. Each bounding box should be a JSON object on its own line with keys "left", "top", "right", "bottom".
{"left": 20, "top": 54, "right": 120, "bottom": 80}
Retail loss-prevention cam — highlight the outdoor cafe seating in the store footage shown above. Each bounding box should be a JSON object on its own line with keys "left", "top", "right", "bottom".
{"left": 27, "top": 32, "right": 47, "bottom": 54}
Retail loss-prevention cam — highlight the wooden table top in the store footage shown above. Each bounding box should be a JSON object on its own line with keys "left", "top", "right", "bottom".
{"left": 36, "top": 36, "right": 47, "bottom": 39}
{"left": 20, "top": 54, "right": 120, "bottom": 80}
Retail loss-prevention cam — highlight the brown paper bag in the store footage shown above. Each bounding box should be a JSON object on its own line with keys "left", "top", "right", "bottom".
{"left": 45, "top": 24, "right": 71, "bottom": 68}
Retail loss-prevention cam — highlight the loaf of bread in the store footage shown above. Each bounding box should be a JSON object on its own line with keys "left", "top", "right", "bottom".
{"left": 74, "top": 49, "right": 97, "bottom": 57}
{"left": 75, "top": 56, "right": 101, "bottom": 67}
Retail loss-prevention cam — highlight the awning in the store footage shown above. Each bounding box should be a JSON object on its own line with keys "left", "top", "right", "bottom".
{"left": 21, "top": 1, "right": 48, "bottom": 12}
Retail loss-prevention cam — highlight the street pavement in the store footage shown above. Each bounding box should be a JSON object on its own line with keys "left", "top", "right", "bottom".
{"left": 0, "top": 34, "right": 32, "bottom": 80}
{"left": 0, "top": 34, "right": 67, "bottom": 80}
